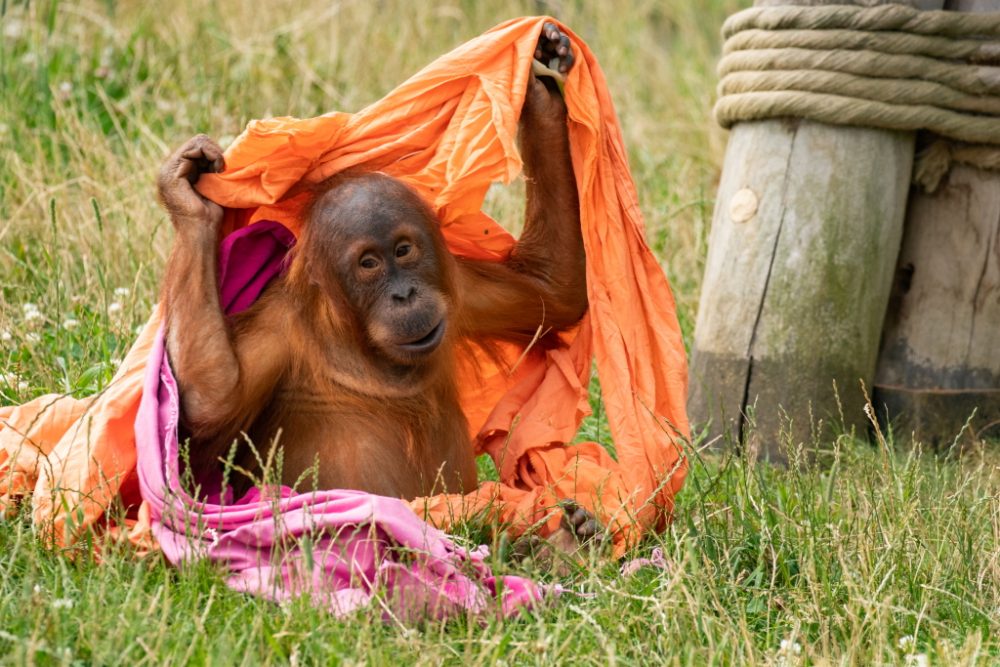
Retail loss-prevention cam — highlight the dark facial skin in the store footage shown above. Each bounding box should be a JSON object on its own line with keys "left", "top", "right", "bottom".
{"left": 305, "top": 176, "right": 452, "bottom": 366}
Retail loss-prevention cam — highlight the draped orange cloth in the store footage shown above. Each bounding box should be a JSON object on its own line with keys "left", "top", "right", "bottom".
{"left": 0, "top": 17, "right": 688, "bottom": 557}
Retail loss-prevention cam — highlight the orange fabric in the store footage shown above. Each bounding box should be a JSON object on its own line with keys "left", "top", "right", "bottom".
{"left": 0, "top": 317, "right": 157, "bottom": 547}
{"left": 0, "top": 17, "right": 688, "bottom": 557}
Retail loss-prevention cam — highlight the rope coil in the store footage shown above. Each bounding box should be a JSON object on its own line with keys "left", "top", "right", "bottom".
{"left": 721, "top": 4, "right": 1000, "bottom": 38}
{"left": 715, "top": 4, "right": 1000, "bottom": 189}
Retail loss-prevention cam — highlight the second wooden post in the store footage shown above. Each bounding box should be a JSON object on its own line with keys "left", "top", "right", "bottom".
{"left": 689, "top": 0, "right": 945, "bottom": 460}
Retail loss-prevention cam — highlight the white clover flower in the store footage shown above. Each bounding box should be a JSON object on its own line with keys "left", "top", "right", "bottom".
{"left": 33, "top": 584, "right": 43, "bottom": 594}
{"left": 22, "top": 304, "right": 41, "bottom": 324}
{"left": 3, "top": 18, "right": 24, "bottom": 40}
{"left": 1, "top": 330, "right": 11, "bottom": 342}
{"left": 904, "top": 653, "right": 929, "bottom": 667}
{"left": 113, "top": 286, "right": 130, "bottom": 298}
{"left": 0, "top": 374, "right": 28, "bottom": 392}
{"left": 107, "top": 302, "right": 123, "bottom": 315}
{"left": 52, "top": 598, "right": 74, "bottom": 609}
{"left": 779, "top": 639, "right": 802, "bottom": 656}
{"left": 134, "top": 324, "right": 145, "bottom": 335}
{"left": 109, "top": 357, "right": 122, "bottom": 368}
{"left": 898, "top": 635, "right": 916, "bottom": 652}
{"left": 26, "top": 332, "right": 41, "bottom": 344}
{"left": 20, "top": 52, "right": 38, "bottom": 67}
{"left": 56, "top": 81, "right": 73, "bottom": 101}
{"left": 62, "top": 318, "right": 80, "bottom": 331}
{"left": 0, "top": 122, "right": 9, "bottom": 138}
{"left": 774, "top": 638, "right": 803, "bottom": 666}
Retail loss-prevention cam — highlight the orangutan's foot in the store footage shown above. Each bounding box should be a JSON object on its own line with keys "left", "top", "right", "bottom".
{"left": 510, "top": 499, "right": 606, "bottom": 575}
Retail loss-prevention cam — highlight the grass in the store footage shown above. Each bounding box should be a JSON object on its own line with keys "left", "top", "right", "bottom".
{"left": 1, "top": 0, "right": 998, "bottom": 664}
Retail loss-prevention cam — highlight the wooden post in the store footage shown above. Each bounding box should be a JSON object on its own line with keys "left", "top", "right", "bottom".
{"left": 873, "top": 0, "right": 1000, "bottom": 447}
{"left": 689, "top": 0, "right": 945, "bottom": 461}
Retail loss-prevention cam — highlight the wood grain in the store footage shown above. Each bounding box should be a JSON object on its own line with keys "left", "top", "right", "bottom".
{"left": 690, "top": 0, "right": 946, "bottom": 460}
{"left": 873, "top": 0, "right": 1000, "bottom": 446}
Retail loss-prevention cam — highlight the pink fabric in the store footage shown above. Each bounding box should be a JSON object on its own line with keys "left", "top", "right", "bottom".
{"left": 134, "top": 222, "right": 555, "bottom": 619}
{"left": 620, "top": 547, "right": 668, "bottom": 577}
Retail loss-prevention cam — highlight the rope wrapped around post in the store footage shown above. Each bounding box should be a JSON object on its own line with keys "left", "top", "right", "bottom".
{"left": 715, "top": 4, "right": 1000, "bottom": 191}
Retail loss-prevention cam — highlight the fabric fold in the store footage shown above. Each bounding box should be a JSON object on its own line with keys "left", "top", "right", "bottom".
{"left": 0, "top": 16, "right": 688, "bottom": 571}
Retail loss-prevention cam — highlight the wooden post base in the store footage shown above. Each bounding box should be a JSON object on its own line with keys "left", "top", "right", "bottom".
{"left": 874, "top": 385, "right": 1000, "bottom": 448}
{"left": 689, "top": 117, "right": 916, "bottom": 461}
{"left": 689, "top": 0, "right": 947, "bottom": 461}
{"left": 874, "top": 161, "right": 1000, "bottom": 446}
{"left": 871, "top": 0, "right": 1000, "bottom": 449}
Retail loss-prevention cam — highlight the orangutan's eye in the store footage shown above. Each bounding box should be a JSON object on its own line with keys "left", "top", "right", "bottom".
{"left": 395, "top": 243, "right": 412, "bottom": 258}
{"left": 359, "top": 255, "right": 379, "bottom": 270}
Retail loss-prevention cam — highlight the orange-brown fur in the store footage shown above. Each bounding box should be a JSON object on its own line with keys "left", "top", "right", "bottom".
{"left": 159, "top": 37, "right": 585, "bottom": 501}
